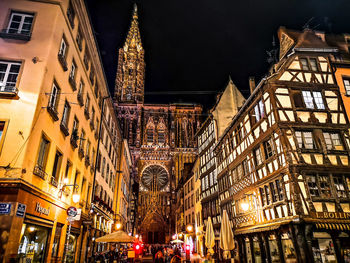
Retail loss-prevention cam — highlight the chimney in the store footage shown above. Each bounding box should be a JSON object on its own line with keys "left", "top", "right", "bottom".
{"left": 249, "top": 77, "right": 255, "bottom": 94}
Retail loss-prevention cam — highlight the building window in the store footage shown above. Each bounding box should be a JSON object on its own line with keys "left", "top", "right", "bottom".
{"left": 58, "top": 37, "right": 68, "bottom": 58}
{"left": 60, "top": 101, "right": 71, "bottom": 135}
{"left": 5, "top": 12, "right": 34, "bottom": 37}
{"left": 343, "top": 77, "right": 350, "bottom": 96}
{"left": 263, "top": 139, "right": 274, "bottom": 159}
{"left": 254, "top": 147, "right": 263, "bottom": 166}
{"left": 83, "top": 49, "right": 90, "bottom": 70}
{"left": 47, "top": 82, "right": 60, "bottom": 120}
{"left": 147, "top": 129, "right": 154, "bottom": 144}
{"left": 300, "top": 57, "right": 319, "bottom": 71}
{"left": 295, "top": 131, "right": 314, "bottom": 149}
{"left": 306, "top": 175, "right": 320, "bottom": 197}
{"left": 319, "top": 175, "right": 331, "bottom": 198}
{"left": 323, "top": 132, "right": 343, "bottom": 150}
{"left": 0, "top": 61, "right": 21, "bottom": 93}
{"left": 78, "top": 129, "right": 85, "bottom": 152}
{"left": 36, "top": 135, "right": 50, "bottom": 171}
{"left": 58, "top": 37, "right": 68, "bottom": 71}
{"left": 76, "top": 27, "right": 83, "bottom": 51}
{"left": 89, "top": 68, "right": 95, "bottom": 85}
{"left": 275, "top": 179, "right": 284, "bottom": 201}
{"left": 69, "top": 60, "right": 76, "bottom": 81}
{"left": 51, "top": 150, "right": 62, "bottom": 184}
{"left": 333, "top": 175, "right": 347, "bottom": 198}
{"left": 309, "top": 58, "right": 319, "bottom": 71}
{"left": 158, "top": 129, "right": 165, "bottom": 145}
{"left": 67, "top": 1, "right": 75, "bottom": 28}
{"left": 300, "top": 58, "right": 309, "bottom": 70}
{"left": 302, "top": 91, "right": 325, "bottom": 109}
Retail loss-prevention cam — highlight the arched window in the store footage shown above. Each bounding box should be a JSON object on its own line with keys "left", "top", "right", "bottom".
{"left": 157, "top": 122, "right": 166, "bottom": 145}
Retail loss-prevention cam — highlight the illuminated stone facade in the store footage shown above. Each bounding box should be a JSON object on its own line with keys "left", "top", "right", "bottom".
{"left": 114, "top": 5, "right": 202, "bottom": 243}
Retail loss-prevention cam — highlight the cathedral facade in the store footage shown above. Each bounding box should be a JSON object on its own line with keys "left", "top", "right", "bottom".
{"left": 113, "top": 5, "right": 202, "bottom": 243}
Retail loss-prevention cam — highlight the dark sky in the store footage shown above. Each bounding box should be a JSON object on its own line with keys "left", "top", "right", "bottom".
{"left": 85, "top": 0, "right": 350, "bottom": 113}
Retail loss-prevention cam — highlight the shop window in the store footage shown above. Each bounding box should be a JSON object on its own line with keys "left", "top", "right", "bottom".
{"left": 323, "top": 132, "right": 344, "bottom": 150}
{"left": 52, "top": 223, "right": 62, "bottom": 258}
{"left": 281, "top": 233, "right": 297, "bottom": 261}
{"left": 63, "top": 231, "right": 79, "bottom": 263}
{"left": 253, "top": 237, "right": 261, "bottom": 262}
{"left": 245, "top": 238, "right": 253, "bottom": 263}
{"left": 17, "top": 223, "right": 49, "bottom": 262}
{"left": 312, "top": 232, "right": 337, "bottom": 263}
{"left": 268, "top": 235, "right": 279, "bottom": 262}
{"left": 295, "top": 130, "right": 314, "bottom": 149}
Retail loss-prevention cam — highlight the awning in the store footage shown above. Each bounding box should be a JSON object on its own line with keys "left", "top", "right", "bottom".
{"left": 315, "top": 223, "right": 350, "bottom": 231}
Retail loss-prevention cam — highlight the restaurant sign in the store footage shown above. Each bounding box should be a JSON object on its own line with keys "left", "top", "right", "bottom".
{"left": 35, "top": 202, "right": 50, "bottom": 216}
{"left": 315, "top": 212, "right": 350, "bottom": 219}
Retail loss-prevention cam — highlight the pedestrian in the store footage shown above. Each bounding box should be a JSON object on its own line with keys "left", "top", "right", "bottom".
{"left": 190, "top": 252, "right": 202, "bottom": 263}
{"left": 155, "top": 251, "right": 165, "bottom": 263}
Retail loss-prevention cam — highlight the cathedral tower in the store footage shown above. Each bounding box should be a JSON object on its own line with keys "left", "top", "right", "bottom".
{"left": 114, "top": 4, "right": 145, "bottom": 104}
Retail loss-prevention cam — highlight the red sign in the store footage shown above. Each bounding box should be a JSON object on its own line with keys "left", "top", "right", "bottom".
{"left": 67, "top": 206, "right": 77, "bottom": 217}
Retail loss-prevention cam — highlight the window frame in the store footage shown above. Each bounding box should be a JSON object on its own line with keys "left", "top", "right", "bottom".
{"left": 342, "top": 76, "right": 350, "bottom": 96}
{"left": 6, "top": 11, "right": 35, "bottom": 36}
{"left": 0, "top": 60, "right": 22, "bottom": 93}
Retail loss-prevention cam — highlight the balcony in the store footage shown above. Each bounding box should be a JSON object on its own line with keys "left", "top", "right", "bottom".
{"left": 0, "top": 85, "right": 18, "bottom": 97}
{"left": 60, "top": 122, "right": 70, "bottom": 137}
{"left": 77, "top": 93, "right": 84, "bottom": 106}
{"left": 84, "top": 108, "right": 90, "bottom": 120}
{"left": 50, "top": 176, "right": 58, "bottom": 187}
{"left": 0, "top": 28, "right": 31, "bottom": 41}
{"left": 33, "top": 165, "right": 47, "bottom": 180}
{"left": 78, "top": 147, "right": 85, "bottom": 159}
{"left": 68, "top": 76, "right": 77, "bottom": 91}
{"left": 47, "top": 105, "right": 59, "bottom": 121}
{"left": 89, "top": 120, "right": 94, "bottom": 130}
{"left": 58, "top": 53, "right": 68, "bottom": 71}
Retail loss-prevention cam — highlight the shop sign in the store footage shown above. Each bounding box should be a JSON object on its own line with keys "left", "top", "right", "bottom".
{"left": 16, "top": 203, "right": 26, "bottom": 218}
{"left": 35, "top": 202, "right": 50, "bottom": 216}
{"left": 0, "top": 203, "right": 12, "bottom": 215}
{"left": 71, "top": 208, "right": 81, "bottom": 221}
{"left": 315, "top": 212, "right": 350, "bottom": 219}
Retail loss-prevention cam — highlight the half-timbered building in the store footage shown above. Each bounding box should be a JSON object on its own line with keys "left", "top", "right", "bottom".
{"left": 196, "top": 78, "right": 245, "bottom": 254}
{"left": 215, "top": 27, "right": 350, "bottom": 263}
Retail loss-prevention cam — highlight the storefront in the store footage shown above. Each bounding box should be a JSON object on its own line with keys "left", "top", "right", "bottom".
{"left": 236, "top": 222, "right": 350, "bottom": 263}
{"left": 0, "top": 182, "right": 82, "bottom": 262}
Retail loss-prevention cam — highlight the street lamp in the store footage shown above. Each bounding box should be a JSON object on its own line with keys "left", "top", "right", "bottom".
{"left": 59, "top": 183, "right": 80, "bottom": 203}
{"left": 186, "top": 224, "right": 194, "bottom": 233}
{"left": 116, "top": 222, "right": 122, "bottom": 230}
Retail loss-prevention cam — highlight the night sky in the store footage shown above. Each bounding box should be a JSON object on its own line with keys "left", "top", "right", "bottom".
{"left": 85, "top": 0, "right": 350, "bottom": 113}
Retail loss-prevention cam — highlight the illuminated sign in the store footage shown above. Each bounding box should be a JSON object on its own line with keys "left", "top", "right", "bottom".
{"left": 35, "top": 202, "right": 50, "bottom": 216}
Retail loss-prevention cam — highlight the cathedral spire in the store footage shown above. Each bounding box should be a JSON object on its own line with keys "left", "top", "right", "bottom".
{"left": 114, "top": 3, "right": 145, "bottom": 104}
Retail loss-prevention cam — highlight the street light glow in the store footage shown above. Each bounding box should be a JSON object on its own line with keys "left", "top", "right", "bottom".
{"left": 72, "top": 193, "right": 80, "bottom": 203}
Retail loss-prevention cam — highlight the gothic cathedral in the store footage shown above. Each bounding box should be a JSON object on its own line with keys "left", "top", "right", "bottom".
{"left": 113, "top": 5, "right": 202, "bottom": 243}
